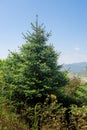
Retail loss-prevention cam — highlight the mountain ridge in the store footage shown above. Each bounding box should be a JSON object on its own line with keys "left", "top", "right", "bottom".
{"left": 63, "top": 62, "right": 87, "bottom": 76}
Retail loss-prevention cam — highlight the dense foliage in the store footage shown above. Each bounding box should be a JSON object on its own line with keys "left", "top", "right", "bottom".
{"left": 0, "top": 18, "right": 87, "bottom": 130}
{"left": 3, "top": 18, "right": 68, "bottom": 107}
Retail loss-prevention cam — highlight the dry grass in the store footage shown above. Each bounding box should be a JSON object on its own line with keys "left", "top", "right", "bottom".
{"left": 0, "top": 104, "right": 29, "bottom": 130}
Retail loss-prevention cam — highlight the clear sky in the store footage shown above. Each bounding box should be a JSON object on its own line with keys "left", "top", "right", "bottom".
{"left": 0, "top": 0, "right": 87, "bottom": 64}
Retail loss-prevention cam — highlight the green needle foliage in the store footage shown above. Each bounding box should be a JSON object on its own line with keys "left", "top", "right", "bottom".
{"left": 3, "top": 17, "right": 68, "bottom": 107}
{"left": 1, "top": 17, "right": 87, "bottom": 130}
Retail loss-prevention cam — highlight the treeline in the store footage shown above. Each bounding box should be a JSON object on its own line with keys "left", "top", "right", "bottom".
{"left": 0, "top": 18, "right": 87, "bottom": 130}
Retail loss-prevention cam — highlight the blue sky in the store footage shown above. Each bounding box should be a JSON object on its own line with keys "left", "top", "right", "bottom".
{"left": 0, "top": 0, "right": 87, "bottom": 64}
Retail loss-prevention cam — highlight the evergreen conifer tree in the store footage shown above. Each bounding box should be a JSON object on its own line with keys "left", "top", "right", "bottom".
{"left": 4, "top": 17, "right": 68, "bottom": 105}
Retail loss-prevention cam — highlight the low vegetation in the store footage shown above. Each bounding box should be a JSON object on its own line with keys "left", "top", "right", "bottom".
{"left": 0, "top": 18, "right": 87, "bottom": 130}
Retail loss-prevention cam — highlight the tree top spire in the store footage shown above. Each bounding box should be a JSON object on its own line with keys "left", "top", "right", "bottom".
{"left": 36, "top": 15, "right": 39, "bottom": 29}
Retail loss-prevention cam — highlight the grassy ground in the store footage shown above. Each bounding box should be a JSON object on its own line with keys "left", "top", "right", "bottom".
{"left": 0, "top": 103, "right": 29, "bottom": 130}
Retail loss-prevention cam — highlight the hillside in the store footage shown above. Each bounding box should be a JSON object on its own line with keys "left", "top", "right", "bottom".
{"left": 63, "top": 62, "right": 87, "bottom": 76}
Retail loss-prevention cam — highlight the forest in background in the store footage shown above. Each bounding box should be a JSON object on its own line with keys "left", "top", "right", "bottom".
{"left": 0, "top": 18, "right": 87, "bottom": 130}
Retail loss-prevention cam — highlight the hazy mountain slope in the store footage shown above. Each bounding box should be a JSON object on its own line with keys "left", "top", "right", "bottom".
{"left": 63, "top": 62, "right": 87, "bottom": 76}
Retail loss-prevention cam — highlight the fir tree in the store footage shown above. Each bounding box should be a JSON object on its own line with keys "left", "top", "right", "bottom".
{"left": 4, "top": 17, "right": 68, "bottom": 106}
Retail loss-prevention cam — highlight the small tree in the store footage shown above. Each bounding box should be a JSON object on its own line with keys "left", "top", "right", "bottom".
{"left": 4, "top": 17, "right": 68, "bottom": 106}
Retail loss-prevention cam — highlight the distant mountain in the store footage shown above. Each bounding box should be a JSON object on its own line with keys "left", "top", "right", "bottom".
{"left": 63, "top": 62, "right": 87, "bottom": 76}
